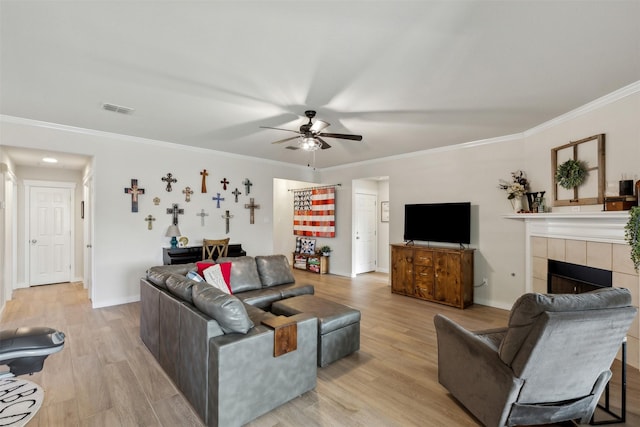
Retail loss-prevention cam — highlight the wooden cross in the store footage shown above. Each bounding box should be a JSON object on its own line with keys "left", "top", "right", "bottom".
{"left": 220, "top": 177, "right": 230, "bottom": 190}
{"left": 232, "top": 188, "right": 241, "bottom": 202}
{"left": 166, "top": 203, "right": 184, "bottom": 226}
{"left": 244, "top": 198, "right": 260, "bottom": 224}
{"left": 196, "top": 209, "right": 209, "bottom": 226}
{"left": 161, "top": 173, "right": 177, "bottom": 192}
{"left": 221, "top": 210, "right": 233, "bottom": 234}
{"left": 124, "top": 179, "right": 145, "bottom": 212}
{"left": 212, "top": 192, "right": 225, "bottom": 208}
{"left": 243, "top": 178, "right": 253, "bottom": 195}
{"left": 200, "top": 169, "right": 208, "bottom": 193}
{"left": 182, "top": 186, "right": 194, "bottom": 202}
{"left": 144, "top": 214, "right": 156, "bottom": 230}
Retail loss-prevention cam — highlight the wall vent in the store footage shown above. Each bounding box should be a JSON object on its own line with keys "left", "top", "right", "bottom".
{"left": 102, "top": 103, "right": 135, "bottom": 115}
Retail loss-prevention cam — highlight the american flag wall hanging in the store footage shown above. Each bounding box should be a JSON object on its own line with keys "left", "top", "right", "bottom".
{"left": 293, "top": 186, "right": 336, "bottom": 237}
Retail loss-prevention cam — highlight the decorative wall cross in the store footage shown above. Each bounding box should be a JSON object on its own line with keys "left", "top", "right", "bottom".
{"left": 212, "top": 192, "right": 225, "bottom": 208}
{"left": 124, "top": 179, "right": 145, "bottom": 212}
{"left": 221, "top": 210, "right": 233, "bottom": 234}
{"left": 182, "top": 186, "right": 194, "bottom": 202}
{"left": 153, "top": 197, "right": 160, "bottom": 206}
{"left": 166, "top": 203, "right": 184, "bottom": 226}
{"left": 196, "top": 209, "right": 209, "bottom": 226}
{"left": 144, "top": 214, "right": 156, "bottom": 230}
{"left": 200, "top": 169, "right": 209, "bottom": 193}
{"left": 243, "top": 178, "right": 253, "bottom": 194}
{"left": 244, "top": 198, "right": 260, "bottom": 224}
{"left": 232, "top": 188, "right": 241, "bottom": 202}
{"left": 220, "top": 177, "right": 229, "bottom": 190}
{"left": 161, "top": 173, "right": 177, "bottom": 192}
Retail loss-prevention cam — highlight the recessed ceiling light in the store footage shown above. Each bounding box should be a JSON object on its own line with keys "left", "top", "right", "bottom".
{"left": 42, "top": 157, "right": 58, "bottom": 163}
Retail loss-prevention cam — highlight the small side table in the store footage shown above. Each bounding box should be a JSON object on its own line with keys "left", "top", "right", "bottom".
{"left": 590, "top": 337, "right": 626, "bottom": 425}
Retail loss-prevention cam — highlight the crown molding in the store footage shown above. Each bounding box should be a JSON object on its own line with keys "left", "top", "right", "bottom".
{"left": 0, "top": 115, "right": 309, "bottom": 171}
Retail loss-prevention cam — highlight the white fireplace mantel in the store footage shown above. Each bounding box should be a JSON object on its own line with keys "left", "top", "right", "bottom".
{"left": 505, "top": 211, "right": 631, "bottom": 293}
{"left": 505, "top": 211, "right": 630, "bottom": 244}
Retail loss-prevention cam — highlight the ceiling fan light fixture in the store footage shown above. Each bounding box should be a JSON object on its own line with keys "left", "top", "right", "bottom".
{"left": 299, "top": 137, "right": 321, "bottom": 151}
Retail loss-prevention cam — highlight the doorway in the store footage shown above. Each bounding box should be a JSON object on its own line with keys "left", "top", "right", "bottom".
{"left": 24, "top": 181, "right": 75, "bottom": 286}
{"left": 354, "top": 193, "right": 377, "bottom": 274}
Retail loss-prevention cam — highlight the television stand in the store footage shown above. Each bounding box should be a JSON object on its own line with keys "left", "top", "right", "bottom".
{"left": 391, "top": 243, "right": 474, "bottom": 309}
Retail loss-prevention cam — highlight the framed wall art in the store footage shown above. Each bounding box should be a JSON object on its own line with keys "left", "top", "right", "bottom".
{"left": 551, "top": 134, "right": 605, "bottom": 206}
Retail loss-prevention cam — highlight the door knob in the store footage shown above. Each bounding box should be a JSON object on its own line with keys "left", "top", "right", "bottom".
{"left": 31, "top": 239, "right": 37, "bottom": 244}
{"left": 86, "top": 244, "right": 92, "bottom": 248}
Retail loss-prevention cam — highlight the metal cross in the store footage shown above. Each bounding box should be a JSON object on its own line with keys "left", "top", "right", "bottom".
{"left": 244, "top": 198, "right": 260, "bottom": 224}
{"left": 212, "top": 192, "right": 225, "bottom": 208}
{"left": 220, "top": 177, "right": 230, "bottom": 190}
{"left": 200, "top": 169, "right": 208, "bottom": 193}
{"left": 166, "top": 203, "right": 184, "bottom": 226}
{"left": 196, "top": 209, "right": 209, "bottom": 226}
{"left": 144, "top": 214, "right": 156, "bottom": 230}
{"left": 232, "top": 188, "right": 241, "bottom": 202}
{"left": 161, "top": 173, "right": 177, "bottom": 192}
{"left": 221, "top": 210, "right": 233, "bottom": 234}
{"left": 243, "top": 178, "right": 253, "bottom": 195}
{"left": 124, "top": 179, "right": 145, "bottom": 212}
{"left": 182, "top": 186, "right": 194, "bottom": 202}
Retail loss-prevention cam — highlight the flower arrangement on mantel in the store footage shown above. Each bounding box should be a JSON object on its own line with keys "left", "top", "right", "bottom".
{"left": 498, "top": 170, "right": 529, "bottom": 200}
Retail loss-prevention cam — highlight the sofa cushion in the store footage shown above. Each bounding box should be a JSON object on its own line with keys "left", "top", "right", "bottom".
{"left": 191, "top": 282, "right": 254, "bottom": 334}
{"left": 235, "top": 288, "right": 283, "bottom": 309}
{"left": 147, "top": 264, "right": 196, "bottom": 289}
{"left": 499, "top": 287, "right": 632, "bottom": 366}
{"left": 215, "top": 256, "right": 262, "bottom": 293}
{"left": 256, "top": 255, "right": 295, "bottom": 287}
{"left": 165, "top": 273, "right": 198, "bottom": 303}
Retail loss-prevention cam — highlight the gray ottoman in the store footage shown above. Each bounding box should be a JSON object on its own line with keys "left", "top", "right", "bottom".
{"left": 271, "top": 295, "right": 361, "bottom": 367}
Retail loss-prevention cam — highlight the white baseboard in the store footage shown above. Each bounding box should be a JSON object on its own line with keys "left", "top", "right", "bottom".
{"left": 91, "top": 295, "right": 140, "bottom": 309}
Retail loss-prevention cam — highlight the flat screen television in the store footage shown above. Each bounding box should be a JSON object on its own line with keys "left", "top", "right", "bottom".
{"left": 403, "top": 202, "right": 471, "bottom": 245}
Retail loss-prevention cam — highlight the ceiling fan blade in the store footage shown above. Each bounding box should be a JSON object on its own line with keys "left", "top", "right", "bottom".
{"left": 317, "top": 137, "right": 331, "bottom": 150}
{"left": 271, "top": 136, "right": 300, "bottom": 144}
{"left": 310, "top": 120, "right": 330, "bottom": 133}
{"left": 318, "top": 132, "right": 363, "bottom": 141}
{"left": 260, "top": 126, "right": 301, "bottom": 134}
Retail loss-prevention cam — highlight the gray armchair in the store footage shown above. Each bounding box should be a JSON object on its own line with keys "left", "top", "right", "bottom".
{"left": 434, "top": 288, "right": 637, "bottom": 426}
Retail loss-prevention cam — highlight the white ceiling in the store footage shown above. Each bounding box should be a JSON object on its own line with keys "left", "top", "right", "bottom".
{"left": 1, "top": 1, "right": 639, "bottom": 169}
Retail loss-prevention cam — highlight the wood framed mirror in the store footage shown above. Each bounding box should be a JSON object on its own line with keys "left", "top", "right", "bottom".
{"left": 551, "top": 134, "right": 605, "bottom": 206}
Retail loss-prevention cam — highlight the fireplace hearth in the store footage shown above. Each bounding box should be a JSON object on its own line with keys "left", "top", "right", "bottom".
{"left": 547, "top": 260, "right": 612, "bottom": 294}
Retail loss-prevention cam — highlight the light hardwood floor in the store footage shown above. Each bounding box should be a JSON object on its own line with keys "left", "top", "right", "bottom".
{"left": 1, "top": 271, "right": 637, "bottom": 426}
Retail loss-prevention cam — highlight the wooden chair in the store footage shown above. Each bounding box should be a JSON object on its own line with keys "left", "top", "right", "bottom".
{"left": 202, "top": 238, "right": 230, "bottom": 261}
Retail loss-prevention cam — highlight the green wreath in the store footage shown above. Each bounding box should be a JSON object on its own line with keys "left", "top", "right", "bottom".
{"left": 555, "top": 159, "right": 587, "bottom": 189}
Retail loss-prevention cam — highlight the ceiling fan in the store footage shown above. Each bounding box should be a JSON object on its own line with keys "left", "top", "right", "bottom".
{"left": 260, "top": 110, "right": 363, "bottom": 151}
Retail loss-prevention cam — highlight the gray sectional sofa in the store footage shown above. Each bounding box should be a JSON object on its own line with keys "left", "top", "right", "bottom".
{"left": 140, "top": 255, "right": 318, "bottom": 427}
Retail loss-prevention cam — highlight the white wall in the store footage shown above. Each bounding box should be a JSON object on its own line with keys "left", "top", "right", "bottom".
{"left": 1, "top": 84, "right": 637, "bottom": 310}
{"left": 319, "top": 87, "right": 640, "bottom": 309}
{"left": 0, "top": 119, "right": 314, "bottom": 307}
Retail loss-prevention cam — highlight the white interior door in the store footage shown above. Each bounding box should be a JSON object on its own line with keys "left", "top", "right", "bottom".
{"left": 83, "top": 179, "right": 93, "bottom": 298}
{"left": 29, "top": 186, "right": 72, "bottom": 285}
{"left": 355, "top": 193, "right": 377, "bottom": 274}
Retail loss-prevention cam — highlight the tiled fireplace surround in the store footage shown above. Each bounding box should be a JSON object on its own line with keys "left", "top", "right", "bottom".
{"left": 513, "top": 212, "right": 639, "bottom": 370}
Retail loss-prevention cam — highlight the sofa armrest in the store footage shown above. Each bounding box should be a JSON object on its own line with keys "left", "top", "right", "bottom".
{"left": 207, "top": 314, "right": 318, "bottom": 427}
{"left": 434, "top": 314, "right": 523, "bottom": 427}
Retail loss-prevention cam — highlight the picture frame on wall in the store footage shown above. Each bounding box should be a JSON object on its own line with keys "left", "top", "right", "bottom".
{"left": 381, "top": 201, "right": 389, "bottom": 222}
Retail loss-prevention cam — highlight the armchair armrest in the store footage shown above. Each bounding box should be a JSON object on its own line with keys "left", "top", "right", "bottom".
{"left": 434, "top": 314, "right": 523, "bottom": 427}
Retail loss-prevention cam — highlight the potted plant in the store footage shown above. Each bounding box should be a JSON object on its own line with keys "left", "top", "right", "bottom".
{"left": 320, "top": 245, "right": 332, "bottom": 257}
{"left": 625, "top": 206, "right": 640, "bottom": 271}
